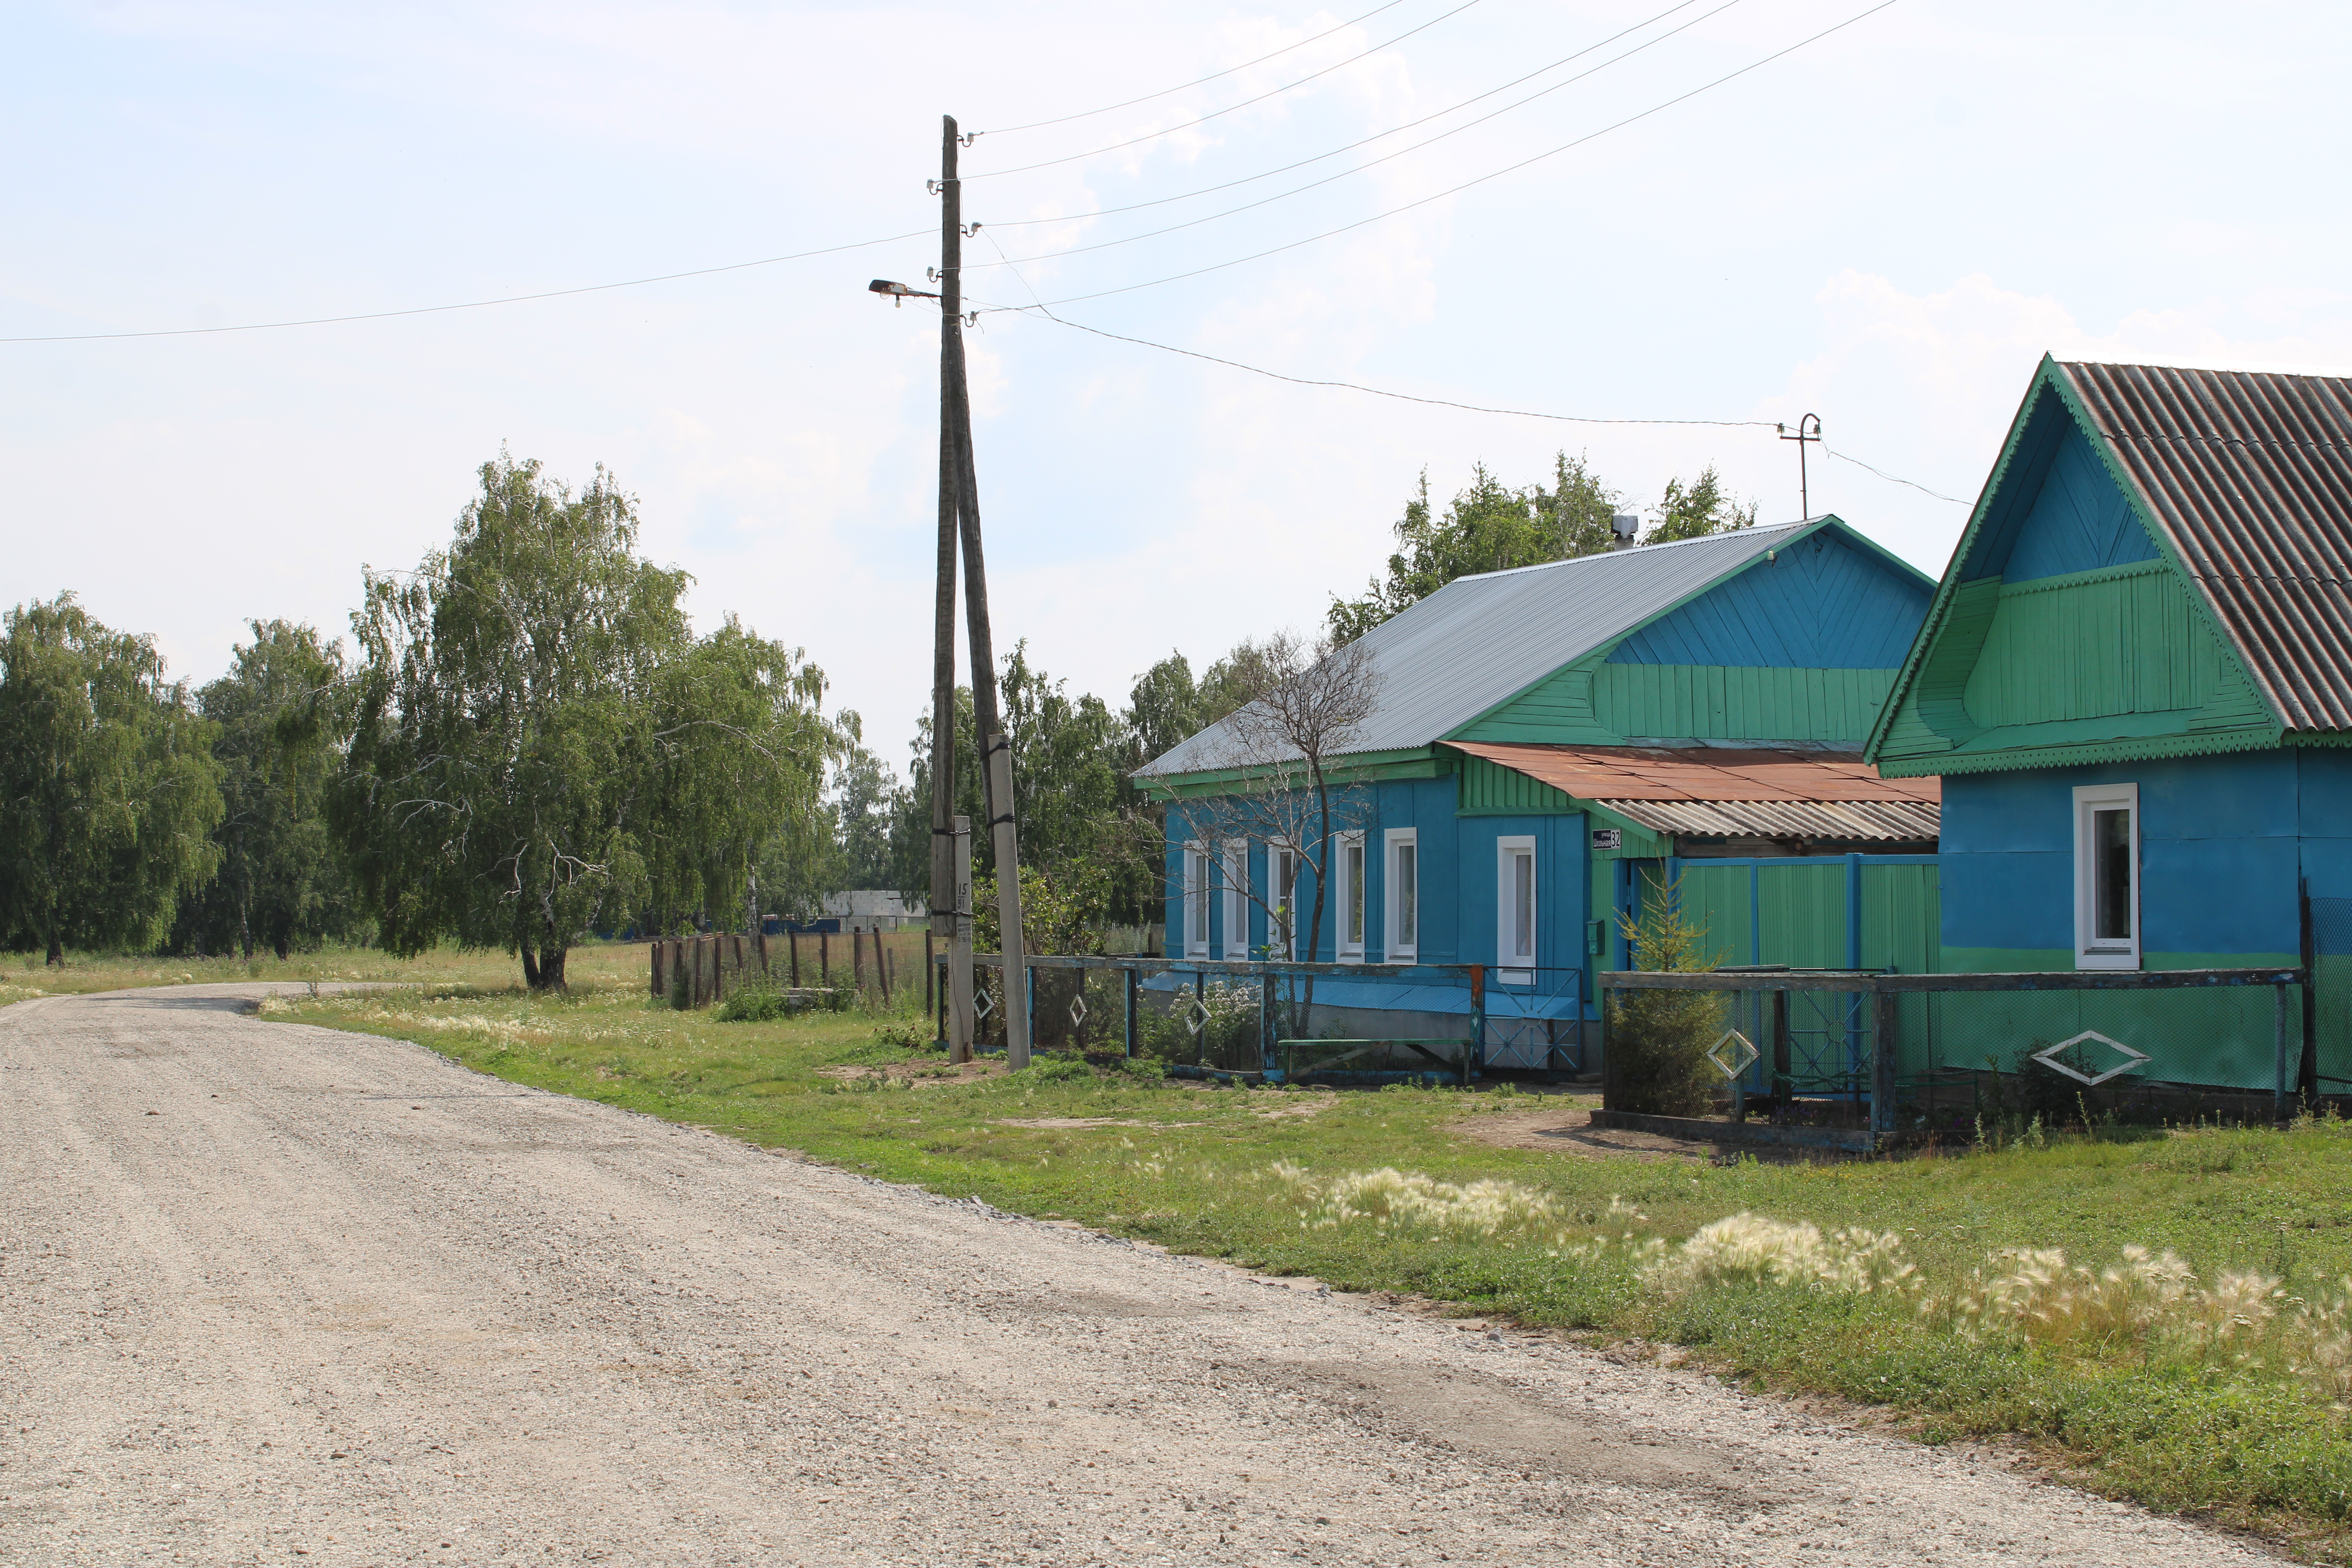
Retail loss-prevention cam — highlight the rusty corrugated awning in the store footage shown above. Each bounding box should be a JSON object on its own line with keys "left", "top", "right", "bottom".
{"left": 1445, "top": 742, "right": 1940, "bottom": 843}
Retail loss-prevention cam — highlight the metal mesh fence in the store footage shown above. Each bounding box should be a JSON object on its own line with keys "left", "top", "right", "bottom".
{"left": 2314, "top": 897, "right": 2352, "bottom": 1093}
{"left": 1610, "top": 964, "right": 2302, "bottom": 1136}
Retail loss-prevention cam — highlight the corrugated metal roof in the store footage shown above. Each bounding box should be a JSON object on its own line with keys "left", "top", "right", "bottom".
{"left": 1135, "top": 522, "right": 1812, "bottom": 779}
{"left": 2061, "top": 361, "right": 2352, "bottom": 732}
{"left": 1447, "top": 741, "right": 1940, "bottom": 843}
{"left": 1596, "top": 797, "right": 1939, "bottom": 843}
{"left": 1442, "top": 742, "right": 1941, "bottom": 803}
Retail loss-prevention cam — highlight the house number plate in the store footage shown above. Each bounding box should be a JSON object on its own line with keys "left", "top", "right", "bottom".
{"left": 1591, "top": 828, "right": 1622, "bottom": 850}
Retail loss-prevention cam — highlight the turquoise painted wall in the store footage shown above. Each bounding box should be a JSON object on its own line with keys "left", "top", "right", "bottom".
{"left": 1160, "top": 770, "right": 1592, "bottom": 1019}
{"left": 1934, "top": 749, "right": 2335, "bottom": 1090}
{"left": 1609, "top": 523, "right": 1930, "bottom": 668}
{"left": 2000, "top": 423, "right": 2161, "bottom": 583}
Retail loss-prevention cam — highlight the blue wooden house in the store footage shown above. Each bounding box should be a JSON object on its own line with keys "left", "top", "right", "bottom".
{"left": 1866, "top": 357, "right": 2352, "bottom": 1093}
{"left": 1135, "top": 515, "right": 1940, "bottom": 1065}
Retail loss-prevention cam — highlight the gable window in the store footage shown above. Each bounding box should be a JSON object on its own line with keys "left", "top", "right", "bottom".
{"left": 1220, "top": 840, "right": 1247, "bottom": 959}
{"left": 1385, "top": 828, "right": 1418, "bottom": 962}
{"left": 1182, "top": 842, "right": 1211, "bottom": 959}
{"left": 1337, "top": 831, "right": 1367, "bottom": 961}
{"left": 1268, "top": 842, "right": 1300, "bottom": 958}
{"left": 1497, "top": 835, "right": 1536, "bottom": 985}
{"left": 2073, "top": 784, "right": 2140, "bottom": 970}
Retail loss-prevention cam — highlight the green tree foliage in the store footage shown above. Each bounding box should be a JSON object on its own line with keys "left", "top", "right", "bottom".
{"left": 1326, "top": 453, "right": 1754, "bottom": 640}
{"left": 1643, "top": 463, "right": 1759, "bottom": 543}
{"left": 644, "top": 614, "right": 833, "bottom": 937}
{"left": 1326, "top": 454, "right": 1618, "bottom": 641}
{"left": 755, "top": 715, "right": 906, "bottom": 925}
{"left": 0, "top": 595, "right": 224, "bottom": 964}
{"left": 335, "top": 454, "right": 832, "bottom": 989}
{"left": 1122, "top": 646, "right": 1260, "bottom": 769}
{"left": 173, "top": 620, "right": 359, "bottom": 959}
{"left": 1606, "top": 875, "right": 1728, "bottom": 1116}
{"left": 899, "top": 643, "right": 1125, "bottom": 893}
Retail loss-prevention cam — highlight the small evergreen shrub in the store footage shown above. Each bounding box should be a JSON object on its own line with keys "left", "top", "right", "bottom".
{"left": 1606, "top": 877, "right": 1726, "bottom": 1116}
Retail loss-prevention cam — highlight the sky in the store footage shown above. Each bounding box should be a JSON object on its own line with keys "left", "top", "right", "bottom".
{"left": 7, "top": 0, "right": 2352, "bottom": 773}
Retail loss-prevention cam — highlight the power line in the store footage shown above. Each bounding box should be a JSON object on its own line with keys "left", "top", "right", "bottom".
{"left": 979, "top": 0, "right": 1417, "bottom": 136}
{"left": 984, "top": 0, "right": 1714, "bottom": 230}
{"left": 1826, "top": 447, "right": 1967, "bottom": 504}
{"left": 978, "top": 303, "right": 1970, "bottom": 502}
{"left": 976, "top": 0, "right": 1905, "bottom": 312}
{"left": 0, "top": 229, "right": 932, "bottom": 345}
{"left": 986, "top": 304, "right": 1776, "bottom": 427}
{"left": 968, "top": 0, "right": 1746, "bottom": 273}
{"left": 963, "top": 0, "right": 1488, "bottom": 182}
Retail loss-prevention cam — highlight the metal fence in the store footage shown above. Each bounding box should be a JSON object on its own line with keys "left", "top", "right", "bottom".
{"left": 1599, "top": 965, "right": 2306, "bottom": 1135}
{"left": 940, "top": 954, "right": 1503, "bottom": 1083}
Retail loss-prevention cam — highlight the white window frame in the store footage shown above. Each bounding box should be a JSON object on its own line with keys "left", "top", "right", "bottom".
{"left": 1266, "top": 840, "right": 1300, "bottom": 959}
{"left": 1181, "top": 840, "right": 1211, "bottom": 959}
{"left": 1496, "top": 835, "right": 1536, "bottom": 985}
{"left": 1385, "top": 828, "right": 1419, "bottom": 963}
{"left": 2073, "top": 783, "right": 2141, "bottom": 970}
{"left": 1336, "top": 831, "right": 1367, "bottom": 962}
{"left": 1220, "top": 840, "right": 1248, "bottom": 959}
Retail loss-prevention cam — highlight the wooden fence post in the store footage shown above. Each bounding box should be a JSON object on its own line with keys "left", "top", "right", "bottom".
{"left": 650, "top": 940, "right": 666, "bottom": 1001}
{"left": 853, "top": 931, "right": 865, "bottom": 996}
{"left": 820, "top": 931, "right": 830, "bottom": 984}
{"left": 1124, "top": 967, "right": 1138, "bottom": 1060}
{"left": 925, "top": 930, "right": 935, "bottom": 1015}
{"left": 789, "top": 930, "right": 801, "bottom": 988}
{"left": 756, "top": 927, "right": 769, "bottom": 976}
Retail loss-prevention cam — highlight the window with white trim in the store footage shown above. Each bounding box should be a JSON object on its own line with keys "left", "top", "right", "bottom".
{"left": 1385, "top": 828, "right": 1419, "bottom": 962}
{"left": 1220, "top": 840, "right": 1247, "bottom": 959}
{"left": 2073, "top": 783, "right": 2140, "bottom": 970}
{"left": 1182, "top": 841, "right": 1210, "bottom": 958}
{"left": 1267, "top": 842, "right": 1300, "bottom": 959}
{"left": 1337, "top": 831, "right": 1367, "bottom": 960}
{"left": 1496, "top": 835, "right": 1536, "bottom": 984}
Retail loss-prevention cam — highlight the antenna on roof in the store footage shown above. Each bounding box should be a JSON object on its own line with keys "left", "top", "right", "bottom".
{"left": 1778, "top": 414, "right": 1822, "bottom": 521}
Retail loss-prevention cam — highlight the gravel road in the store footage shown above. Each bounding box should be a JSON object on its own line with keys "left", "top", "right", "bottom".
{"left": 0, "top": 984, "right": 2278, "bottom": 1567}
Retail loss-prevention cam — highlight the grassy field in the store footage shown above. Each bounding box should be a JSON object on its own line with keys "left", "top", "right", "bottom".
{"left": 24, "top": 941, "right": 2352, "bottom": 1557}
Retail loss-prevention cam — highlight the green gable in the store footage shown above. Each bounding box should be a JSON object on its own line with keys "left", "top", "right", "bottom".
{"left": 1867, "top": 357, "right": 2284, "bottom": 777}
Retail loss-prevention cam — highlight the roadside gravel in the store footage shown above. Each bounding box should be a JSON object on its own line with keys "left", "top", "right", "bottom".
{"left": 0, "top": 984, "right": 2280, "bottom": 1566}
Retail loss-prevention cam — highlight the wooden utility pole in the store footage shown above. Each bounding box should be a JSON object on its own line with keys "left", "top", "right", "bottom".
{"left": 930, "top": 116, "right": 964, "bottom": 1051}
{"left": 939, "top": 114, "right": 1031, "bottom": 1069}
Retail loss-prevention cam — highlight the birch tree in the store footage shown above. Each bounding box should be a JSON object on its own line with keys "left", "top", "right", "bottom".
{"left": 0, "top": 595, "right": 223, "bottom": 963}
{"left": 335, "top": 454, "right": 833, "bottom": 990}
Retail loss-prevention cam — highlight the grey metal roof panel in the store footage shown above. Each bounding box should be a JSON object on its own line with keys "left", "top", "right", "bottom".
{"left": 1599, "top": 797, "right": 1940, "bottom": 843}
{"left": 1135, "top": 521, "right": 1811, "bottom": 778}
{"left": 2060, "top": 361, "right": 2352, "bottom": 732}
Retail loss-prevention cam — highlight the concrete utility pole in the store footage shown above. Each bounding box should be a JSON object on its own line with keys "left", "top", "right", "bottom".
{"left": 950, "top": 814, "right": 975, "bottom": 1062}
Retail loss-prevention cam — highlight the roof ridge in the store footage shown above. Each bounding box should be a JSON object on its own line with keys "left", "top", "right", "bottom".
{"left": 1445, "top": 519, "right": 1807, "bottom": 585}
{"left": 2058, "top": 356, "right": 2352, "bottom": 385}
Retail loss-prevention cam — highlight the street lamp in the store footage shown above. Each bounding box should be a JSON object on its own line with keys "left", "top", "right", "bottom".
{"left": 867, "top": 279, "right": 940, "bottom": 308}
